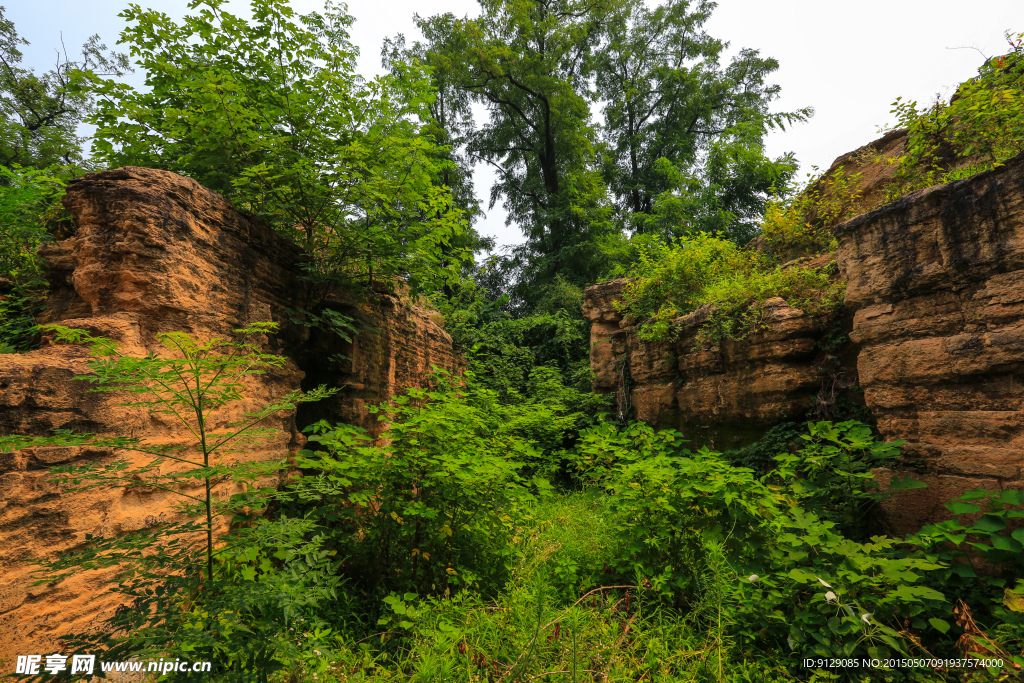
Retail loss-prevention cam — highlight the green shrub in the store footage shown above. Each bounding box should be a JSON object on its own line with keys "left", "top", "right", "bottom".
{"left": 757, "top": 166, "right": 864, "bottom": 261}
{"left": 52, "top": 515, "right": 347, "bottom": 683}
{"left": 0, "top": 164, "right": 66, "bottom": 351}
{"left": 294, "top": 378, "right": 541, "bottom": 602}
{"left": 771, "top": 420, "right": 907, "bottom": 539}
{"left": 617, "top": 234, "right": 759, "bottom": 327}
{"left": 615, "top": 233, "right": 844, "bottom": 344}
{"left": 736, "top": 507, "right": 948, "bottom": 670}
{"left": 907, "top": 489, "right": 1024, "bottom": 672}
{"left": 567, "top": 419, "right": 954, "bottom": 675}
{"left": 692, "top": 258, "right": 843, "bottom": 345}
{"left": 887, "top": 31, "right": 1024, "bottom": 199}
{"left": 572, "top": 421, "right": 778, "bottom": 605}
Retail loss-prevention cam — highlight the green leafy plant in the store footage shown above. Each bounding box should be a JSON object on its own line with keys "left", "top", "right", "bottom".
{"left": 572, "top": 420, "right": 779, "bottom": 605}
{"left": 85, "top": 0, "right": 470, "bottom": 292}
{"left": 293, "top": 375, "right": 542, "bottom": 603}
{"left": 771, "top": 420, "right": 910, "bottom": 539}
{"left": 0, "top": 164, "right": 67, "bottom": 351}
{"left": 1, "top": 322, "right": 339, "bottom": 679}
{"left": 734, "top": 511, "right": 948, "bottom": 676}
{"left": 0, "top": 6, "right": 129, "bottom": 170}
{"left": 692, "top": 258, "right": 843, "bottom": 346}
{"left": 757, "top": 166, "right": 865, "bottom": 262}
{"left": 914, "top": 489, "right": 1024, "bottom": 574}
{"left": 907, "top": 488, "right": 1024, "bottom": 672}
{"left": 615, "top": 233, "right": 844, "bottom": 344}
{"left": 886, "top": 31, "right": 1024, "bottom": 199}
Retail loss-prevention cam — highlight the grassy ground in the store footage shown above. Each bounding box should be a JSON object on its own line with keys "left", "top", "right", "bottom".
{"left": 280, "top": 494, "right": 823, "bottom": 683}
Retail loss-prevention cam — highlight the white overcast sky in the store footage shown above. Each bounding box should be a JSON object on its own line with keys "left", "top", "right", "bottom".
{"left": 7, "top": 0, "right": 1022, "bottom": 248}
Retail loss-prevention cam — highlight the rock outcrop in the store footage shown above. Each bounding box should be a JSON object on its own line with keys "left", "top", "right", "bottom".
{"left": 837, "top": 149, "right": 1024, "bottom": 534}
{"left": 584, "top": 150, "right": 1024, "bottom": 534}
{"left": 0, "top": 167, "right": 462, "bottom": 663}
{"left": 293, "top": 289, "right": 464, "bottom": 437}
{"left": 584, "top": 280, "right": 834, "bottom": 450}
{"left": 812, "top": 128, "right": 909, "bottom": 222}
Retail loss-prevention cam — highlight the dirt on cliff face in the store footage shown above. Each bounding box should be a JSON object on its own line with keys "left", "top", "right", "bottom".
{"left": 0, "top": 167, "right": 462, "bottom": 662}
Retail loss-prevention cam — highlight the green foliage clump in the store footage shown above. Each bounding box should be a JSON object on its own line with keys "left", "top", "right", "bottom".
{"left": 0, "top": 165, "right": 67, "bottom": 352}
{"left": 618, "top": 234, "right": 755, "bottom": 328}
{"left": 84, "top": 0, "right": 471, "bottom": 292}
{"left": 570, "top": 419, "right": 953, "bottom": 669}
{"left": 436, "top": 271, "right": 608, "bottom": 440}
{"left": 288, "top": 370, "right": 603, "bottom": 609}
{"left": 908, "top": 489, "right": 1024, "bottom": 671}
{"left": 887, "top": 31, "right": 1024, "bottom": 198}
{"left": 294, "top": 376, "right": 555, "bottom": 603}
{"left": 694, "top": 259, "right": 843, "bottom": 344}
{"left": 757, "top": 166, "right": 866, "bottom": 262}
{"left": 770, "top": 420, "right": 907, "bottom": 539}
{"left": 574, "top": 421, "right": 778, "bottom": 605}
{"left": 616, "top": 233, "right": 844, "bottom": 343}
{"left": 721, "top": 420, "right": 805, "bottom": 474}
{"left": 0, "top": 6, "right": 129, "bottom": 169}
{"left": 2, "top": 323, "right": 342, "bottom": 681}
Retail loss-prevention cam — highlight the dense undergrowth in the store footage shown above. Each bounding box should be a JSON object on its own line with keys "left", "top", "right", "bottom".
{"left": 3, "top": 3, "right": 1024, "bottom": 682}
{"left": 6, "top": 333, "right": 1022, "bottom": 682}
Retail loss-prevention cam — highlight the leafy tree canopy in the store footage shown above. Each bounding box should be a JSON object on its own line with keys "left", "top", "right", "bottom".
{"left": 410, "top": 0, "right": 808, "bottom": 309}
{"left": 85, "top": 0, "right": 474, "bottom": 294}
{"left": 414, "top": 0, "right": 619, "bottom": 305}
{"left": 594, "top": 0, "right": 809, "bottom": 243}
{"left": 0, "top": 5, "right": 128, "bottom": 170}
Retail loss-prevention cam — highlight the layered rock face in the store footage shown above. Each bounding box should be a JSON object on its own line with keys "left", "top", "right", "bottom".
{"left": 0, "top": 167, "right": 461, "bottom": 662}
{"left": 293, "top": 289, "right": 464, "bottom": 437}
{"left": 584, "top": 280, "right": 833, "bottom": 450}
{"left": 837, "top": 150, "right": 1024, "bottom": 534}
{"left": 585, "top": 150, "right": 1024, "bottom": 534}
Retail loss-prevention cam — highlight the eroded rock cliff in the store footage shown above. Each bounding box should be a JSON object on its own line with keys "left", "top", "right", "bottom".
{"left": 584, "top": 150, "right": 1024, "bottom": 534}
{"left": 837, "top": 149, "right": 1024, "bottom": 534}
{"left": 584, "top": 279, "right": 835, "bottom": 450}
{"left": 0, "top": 167, "right": 462, "bottom": 662}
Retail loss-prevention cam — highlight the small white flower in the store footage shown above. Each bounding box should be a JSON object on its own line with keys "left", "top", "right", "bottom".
{"left": 824, "top": 591, "right": 838, "bottom": 603}
{"left": 748, "top": 574, "right": 759, "bottom": 583}
{"left": 817, "top": 577, "right": 832, "bottom": 588}
{"left": 860, "top": 612, "right": 872, "bottom": 624}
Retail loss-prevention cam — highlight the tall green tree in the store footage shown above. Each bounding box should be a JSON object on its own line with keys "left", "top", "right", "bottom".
{"left": 382, "top": 31, "right": 492, "bottom": 298}
{"left": 86, "top": 0, "right": 470, "bottom": 293}
{"left": 417, "top": 0, "right": 618, "bottom": 300}
{"left": 592, "top": 0, "right": 809, "bottom": 243}
{"left": 0, "top": 6, "right": 128, "bottom": 170}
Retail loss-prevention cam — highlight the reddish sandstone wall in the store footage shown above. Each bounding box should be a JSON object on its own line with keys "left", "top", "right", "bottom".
{"left": 836, "top": 150, "right": 1024, "bottom": 534}
{"left": 0, "top": 167, "right": 462, "bottom": 664}
{"left": 584, "top": 151, "right": 1024, "bottom": 534}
